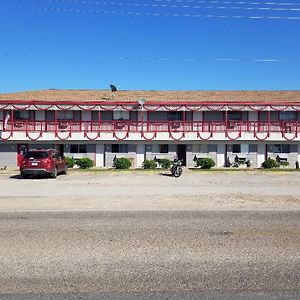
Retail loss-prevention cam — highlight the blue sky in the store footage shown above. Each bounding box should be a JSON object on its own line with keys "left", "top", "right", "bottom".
{"left": 0, "top": 0, "right": 299, "bottom": 92}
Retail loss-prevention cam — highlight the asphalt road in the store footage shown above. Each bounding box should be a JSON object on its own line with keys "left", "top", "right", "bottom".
{"left": 0, "top": 210, "right": 299, "bottom": 299}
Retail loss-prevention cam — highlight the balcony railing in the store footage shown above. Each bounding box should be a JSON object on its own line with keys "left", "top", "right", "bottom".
{"left": 1, "top": 120, "right": 299, "bottom": 141}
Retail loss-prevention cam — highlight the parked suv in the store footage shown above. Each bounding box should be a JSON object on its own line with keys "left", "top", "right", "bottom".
{"left": 20, "top": 149, "right": 67, "bottom": 178}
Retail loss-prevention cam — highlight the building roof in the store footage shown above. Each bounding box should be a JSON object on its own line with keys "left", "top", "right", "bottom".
{"left": 0, "top": 89, "right": 300, "bottom": 104}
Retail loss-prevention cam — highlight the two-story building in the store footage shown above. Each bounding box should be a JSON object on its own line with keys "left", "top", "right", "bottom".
{"left": 0, "top": 89, "right": 300, "bottom": 168}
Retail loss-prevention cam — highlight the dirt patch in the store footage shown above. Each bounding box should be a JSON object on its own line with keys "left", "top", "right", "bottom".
{"left": 0, "top": 171, "right": 300, "bottom": 211}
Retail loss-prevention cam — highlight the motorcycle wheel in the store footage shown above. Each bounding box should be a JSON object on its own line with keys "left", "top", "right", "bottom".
{"left": 173, "top": 167, "right": 182, "bottom": 178}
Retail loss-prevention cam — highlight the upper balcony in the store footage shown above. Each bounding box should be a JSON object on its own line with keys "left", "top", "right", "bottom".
{"left": 1, "top": 119, "right": 299, "bottom": 142}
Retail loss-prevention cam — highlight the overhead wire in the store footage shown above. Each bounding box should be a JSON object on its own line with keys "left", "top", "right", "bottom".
{"left": 2, "top": 4, "right": 300, "bottom": 19}
{"left": 154, "top": 0, "right": 300, "bottom": 5}
{"left": 47, "top": 0, "right": 300, "bottom": 11}
{"left": 0, "top": 50, "right": 298, "bottom": 63}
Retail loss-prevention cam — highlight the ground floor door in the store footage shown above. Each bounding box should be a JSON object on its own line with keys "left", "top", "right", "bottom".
{"left": 177, "top": 144, "right": 186, "bottom": 166}
{"left": 17, "top": 144, "right": 29, "bottom": 167}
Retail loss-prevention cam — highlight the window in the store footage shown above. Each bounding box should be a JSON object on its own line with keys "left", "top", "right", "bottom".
{"left": 111, "top": 144, "right": 128, "bottom": 153}
{"left": 25, "top": 151, "right": 48, "bottom": 159}
{"left": 113, "top": 111, "right": 129, "bottom": 120}
{"left": 168, "top": 112, "right": 183, "bottom": 121}
{"left": 13, "top": 110, "right": 30, "bottom": 120}
{"left": 92, "top": 111, "right": 100, "bottom": 121}
{"left": 192, "top": 144, "right": 217, "bottom": 153}
{"left": 70, "top": 144, "right": 87, "bottom": 154}
{"left": 232, "top": 144, "right": 241, "bottom": 153}
{"left": 208, "top": 144, "right": 217, "bottom": 153}
{"left": 228, "top": 111, "right": 243, "bottom": 121}
{"left": 279, "top": 111, "right": 297, "bottom": 121}
{"left": 192, "top": 144, "right": 208, "bottom": 153}
{"left": 152, "top": 144, "right": 169, "bottom": 153}
{"left": 203, "top": 112, "right": 224, "bottom": 121}
{"left": 249, "top": 145, "right": 257, "bottom": 153}
{"left": 273, "top": 144, "right": 290, "bottom": 153}
{"left": 58, "top": 111, "right": 74, "bottom": 120}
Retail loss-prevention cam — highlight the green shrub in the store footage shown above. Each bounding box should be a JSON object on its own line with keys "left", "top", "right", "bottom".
{"left": 114, "top": 157, "right": 132, "bottom": 169}
{"left": 64, "top": 156, "right": 75, "bottom": 168}
{"left": 75, "top": 157, "right": 94, "bottom": 169}
{"left": 143, "top": 159, "right": 157, "bottom": 169}
{"left": 157, "top": 158, "right": 172, "bottom": 169}
{"left": 279, "top": 161, "right": 289, "bottom": 167}
{"left": 196, "top": 158, "right": 216, "bottom": 169}
{"left": 261, "top": 158, "right": 279, "bottom": 169}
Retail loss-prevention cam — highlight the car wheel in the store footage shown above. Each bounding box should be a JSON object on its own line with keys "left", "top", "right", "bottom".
{"left": 62, "top": 165, "right": 68, "bottom": 175}
{"left": 50, "top": 167, "right": 58, "bottom": 178}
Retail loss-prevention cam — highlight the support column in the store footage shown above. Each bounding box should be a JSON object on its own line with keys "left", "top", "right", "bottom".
{"left": 136, "top": 144, "right": 145, "bottom": 168}
{"left": 257, "top": 144, "right": 266, "bottom": 168}
{"left": 95, "top": 144, "right": 104, "bottom": 167}
{"left": 217, "top": 144, "right": 225, "bottom": 167}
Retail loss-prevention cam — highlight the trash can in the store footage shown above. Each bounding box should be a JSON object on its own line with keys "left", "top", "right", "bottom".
{"left": 296, "top": 161, "right": 299, "bottom": 169}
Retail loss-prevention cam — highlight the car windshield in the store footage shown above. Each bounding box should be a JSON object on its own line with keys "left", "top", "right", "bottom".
{"left": 24, "top": 151, "right": 49, "bottom": 159}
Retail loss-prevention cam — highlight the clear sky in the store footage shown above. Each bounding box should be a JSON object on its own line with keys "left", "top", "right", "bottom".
{"left": 0, "top": 0, "right": 299, "bottom": 92}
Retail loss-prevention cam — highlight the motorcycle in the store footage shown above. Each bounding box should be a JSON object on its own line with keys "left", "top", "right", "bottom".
{"left": 171, "top": 158, "right": 183, "bottom": 178}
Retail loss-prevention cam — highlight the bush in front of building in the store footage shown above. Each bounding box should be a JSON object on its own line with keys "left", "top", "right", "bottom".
{"left": 75, "top": 157, "right": 94, "bottom": 169}
{"left": 157, "top": 158, "right": 172, "bottom": 169}
{"left": 143, "top": 159, "right": 157, "bottom": 169}
{"left": 261, "top": 158, "right": 279, "bottom": 169}
{"left": 65, "top": 156, "right": 75, "bottom": 168}
{"left": 114, "top": 157, "right": 132, "bottom": 169}
{"left": 196, "top": 158, "right": 216, "bottom": 169}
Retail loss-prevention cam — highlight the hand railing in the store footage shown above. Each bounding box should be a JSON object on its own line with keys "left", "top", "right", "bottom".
{"left": 1, "top": 120, "right": 300, "bottom": 136}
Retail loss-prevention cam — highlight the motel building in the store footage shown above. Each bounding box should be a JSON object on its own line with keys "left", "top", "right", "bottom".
{"left": 0, "top": 89, "right": 300, "bottom": 169}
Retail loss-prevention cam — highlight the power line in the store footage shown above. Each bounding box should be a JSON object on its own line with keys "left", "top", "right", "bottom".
{"left": 154, "top": 0, "right": 300, "bottom": 6}
{"left": 0, "top": 50, "right": 298, "bottom": 63}
{"left": 2, "top": 5, "right": 300, "bottom": 19}
{"left": 47, "top": 0, "right": 300, "bottom": 11}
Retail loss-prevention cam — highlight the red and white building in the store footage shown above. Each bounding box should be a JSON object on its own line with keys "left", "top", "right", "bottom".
{"left": 0, "top": 89, "right": 300, "bottom": 168}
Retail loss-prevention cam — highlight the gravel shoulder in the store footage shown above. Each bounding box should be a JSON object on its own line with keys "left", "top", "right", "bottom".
{"left": 0, "top": 170, "right": 300, "bottom": 212}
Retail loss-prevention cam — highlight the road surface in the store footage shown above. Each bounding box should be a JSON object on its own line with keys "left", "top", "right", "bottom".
{"left": 0, "top": 210, "right": 299, "bottom": 299}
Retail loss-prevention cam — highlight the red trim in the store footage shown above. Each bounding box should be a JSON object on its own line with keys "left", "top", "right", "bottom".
{"left": 1, "top": 120, "right": 299, "bottom": 141}
{"left": 1, "top": 99, "right": 300, "bottom": 106}
{"left": 197, "top": 131, "right": 213, "bottom": 140}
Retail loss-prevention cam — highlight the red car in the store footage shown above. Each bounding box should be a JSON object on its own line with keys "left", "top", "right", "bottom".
{"left": 20, "top": 149, "right": 67, "bottom": 178}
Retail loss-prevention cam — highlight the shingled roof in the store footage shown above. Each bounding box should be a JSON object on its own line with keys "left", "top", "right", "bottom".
{"left": 0, "top": 89, "right": 300, "bottom": 104}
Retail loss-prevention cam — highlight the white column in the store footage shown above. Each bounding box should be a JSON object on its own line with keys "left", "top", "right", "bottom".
{"left": 257, "top": 144, "right": 265, "bottom": 168}
{"left": 217, "top": 144, "right": 225, "bottom": 167}
{"left": 95, "top": 144, "right": 104, "bottom": 167}
{"left": 136, "top": 144, "right": 145, "bottom": 168}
